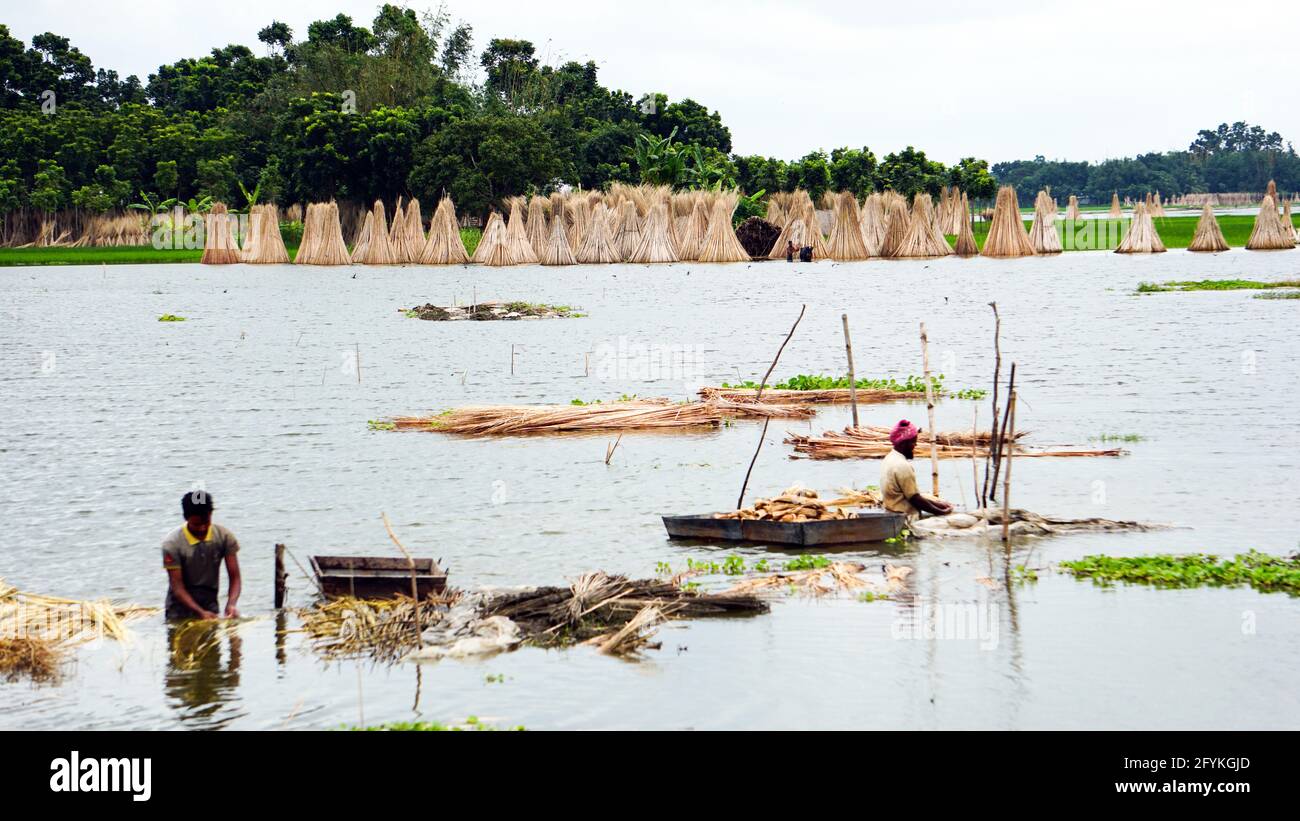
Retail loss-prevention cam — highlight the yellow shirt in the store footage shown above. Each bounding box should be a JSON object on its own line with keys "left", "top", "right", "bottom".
{"left": 881, "top": 449, "right": 921, "bottom": 520}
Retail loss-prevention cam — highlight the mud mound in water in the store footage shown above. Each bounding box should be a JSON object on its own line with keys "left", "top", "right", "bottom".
{"left": 402, "top": 301, "right": 582, "bottom": 321}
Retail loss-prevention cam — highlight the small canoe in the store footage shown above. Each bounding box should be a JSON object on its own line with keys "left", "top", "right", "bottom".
{"left": 662, "top": 510, "right": 906, "bottom": 547}
{"left": 310, "top": 555, "right": 447, "bottom": 600}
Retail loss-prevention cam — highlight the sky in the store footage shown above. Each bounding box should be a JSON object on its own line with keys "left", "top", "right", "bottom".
{"left": 8, "top": 0, "right": 1300, "bottom": 164}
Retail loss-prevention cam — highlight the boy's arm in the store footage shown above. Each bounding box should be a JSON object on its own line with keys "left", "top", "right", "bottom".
{"left": 223, "top": 553, "right": 242, "bottom": 618}
{"left": 167, "top": 569, "right": 217, "bottom": 619}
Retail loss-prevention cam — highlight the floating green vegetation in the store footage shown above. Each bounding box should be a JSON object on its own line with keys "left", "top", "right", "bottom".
{"left": 1136, "top": 278, "right": 1300, "bottom": 294}
{"left": 782, "top": 554, "right": 832, "bottom": 571}
{"left": 662, "top": 554, "right": 825, "bottom": 577}
{"left": 570, "top": 394, "right": 637, "bottom": 406}
{"left": 367, "top": 420, "right": 396, "bottom": 431}
{"left": 857, "top": 591, "right": 892, "bottom": 602}
{"left": 502, "top": 301, "right": 580, "bottom": 317}
{"left": 1092, "top": 433, "right": 1145, "bottom": 443}
{"left": 883, "top": 528, "right": 912, "bottom": 545}
{"left": 1011, "top": 564, "right": 1039, "bottom": 584}
{"left": 484, "top": 673, "right": 506, "bottom": 684}
{"left": 1060, "top": 551, "right": 1300, "bottom": 595}
{"left": 349, "top": 716, "right": 525, "bottom": 732}
{"left": 157, "top": 313, "right": 187, "bottom": 322}
{"left": 721, "top": 373, "right": 985, "bottom": 400}
{"left": 1254, "top": 290, "right": 1300, "bottom": 300}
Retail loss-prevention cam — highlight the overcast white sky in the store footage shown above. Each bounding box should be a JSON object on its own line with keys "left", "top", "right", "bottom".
{"left": 8, "top": 0, "right": 1299, "bottom": 163}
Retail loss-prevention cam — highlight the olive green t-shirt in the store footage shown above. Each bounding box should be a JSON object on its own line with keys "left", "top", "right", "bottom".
{"left": 162, "top": 523, "right": 239, "bottom": 617}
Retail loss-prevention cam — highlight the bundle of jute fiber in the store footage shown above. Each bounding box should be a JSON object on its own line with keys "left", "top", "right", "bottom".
{"left": 858, "top": 192, "right": 887, "bottom": 256}
{"left": 575, "top": 203, "right": 620, "bottom": 263}
{"left": 1028, "top": 189, "right": 1063, "bottom": 254}
{"left": 1188, "top": 202, "right": 1230, "bottom": 253}
{"left": 1284, "top": 199, "right": 1299, "bottom": 245}
{"left": 418, "top": 196, "right": 470, "bottom": 264}
{"left": 826, "top": 192, "right": 871, "bottom": 260}
{"left": 890, "top": 193, "right": 951, "bottom": 258}
{"left": 628, "top": 202, "right": 680, "bottom": 263}
{"left": 1245, "top": 194, "right": 1295, "bottom": 250}
{"left": 200, "top": 202, "right": 242, "bottom": 264}
{"left": 981, "top": 186, "right": 1036, "bottom": 258}
{"left": 390, "top": 198, "right": 425, "bottom": 263}
{"left": 785, "top": 427, "right": 1121, "bottom": 461}
{"left": 565, "top": 197, "right": 590, "bottom": 251}
{"left": 526, "top": 196, "right": 549, "bottom": 255}
{"left": 386, "top": 197, "right": 408, "bottom": 261}
{"left": 242, "top": 204, "right": 291, "bottom": 264}
{"left": 880, "top": 199, "right": 911, "bottom": 258}
{"left": 472, "top": 211, "right": 510, "bottom": 265}
{"left": 697, "top": 197, "right": 751, "bottom": 262}
{"left": 504, "top": 200, "right": 540, "bottom": 264}
{"left": 610, "top": 200, "right": 643, "bottom": 261}
{"left": 801, "top": 203, "right": 832, "bottom": 258}
{"left": 350, "top": 210, "right": 375, "bottom": 261}
{"left": 767, "top": 204, "right": 809, "bottom": 258}
{"left": 351, "top": 200, "right": 396, "bottom": 264}
{"left": 1152, "top": 191, "right": 1166, "bottom": 217}
{"left": 1066, "top": 195, "right": 1082, "bottom": 221}
{"left": 1115, "top": 202, "right": 1167, "bottom": 254}
{"left": 539, "top": 208, "right": 577, "bottom": 265}
{"left": 1108, "top": 192, "right": 1122, "bottom": 218}
{"left": 294, "top": 201, "right": 351, "bottom": 265}
{"left": 953, "top": 193, "right": 979, "bottom": 256}
{"left": 765, "top": 198, "right": 786, "bottom": 228}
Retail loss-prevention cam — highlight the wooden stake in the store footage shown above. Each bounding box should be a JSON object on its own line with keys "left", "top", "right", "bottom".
{"left": 842, "top": 313, "right": 859, "bottom": 429}
{"left": 381, "top": 512, "right": 424, "bottom": 651}
{"left": 983, "top": 302, "right": 1001, "bottom": 507}
{"left": 921, "top": 322, "right": 939, "bottom": 496}
{"left": 274, "top": 543, "right": 287, "bottom": 609}
{"left": 971, "top": 406, "right": 980, "bottom": 513}
{"left": 1001, "top": 390, "right": 1017, "bottom": 543}
{"left": 990, "top": 363, "right": 1016, "bottom": 502}
{"left": 737, "top": 305, "right": 806, "bottom": 509}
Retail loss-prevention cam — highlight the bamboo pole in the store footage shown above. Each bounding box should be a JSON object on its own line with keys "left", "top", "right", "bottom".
{"left": 920, "top": 322, "right": 939, "bottom": 496}
{"left": 971, "top": 406, "right": 979, "bottom": 511}
{"left": 983, "top": 302, "right": 1001, "bottom": 507}
{"left": 991, "top": 363, "right": 1016, "bottom": 501}
{"left": 842, "top": 314, "right": 859, "bottom": 429}
{"left": 736, "top": 305, "right": 806, "bottom": 509}
{"left": 1001, "top": 390, "right": 1017, "bottom": 543}
{"left": 274, "top": 543, "right": 287, "bottom": 609}
{"left": 381, "top": 512, "right": 424, "bottom": 651}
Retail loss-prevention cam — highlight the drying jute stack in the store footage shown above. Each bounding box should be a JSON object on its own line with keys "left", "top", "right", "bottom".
{"left": 696, "top": 196, "right": 751, "bottom": 262}
{"left": 610, "top": 200, "right": 643, "bottom": 261}
{"left": 1152, "top": 191, "right": 1166, "bottom": 217}
{"left": 504, "top": 201, "right": 540, "bottom": 265}
{"left": 539, "top": 207, "right": 577, "bottom": 265}
{"left": 765, "top": 198, "right": 787, "bottom": 229}
{"left": 1028, "top": 189, "right": 1063, "bottom": 254}
{"left": 678, "top": 199, "right": 710, "bottom": 260}
{"left": 1115, "top": 202, "right": 1167, "bottom": 253}
{"left": 892, "top": 193, "right": 952, "bottom": 258}
{"left": 784, "top": 426, "right": 1124, "bottom": 460}
{"left": 526, "top": 196, "right": 549, "bottom": 256}
{"left": 1188, "top": 202, "right": 1230, "bottom": 253}
{"left": 628, "top": 202, "right": 680, "bottom": 263}
{"left": 200, "top": 202, "right": 242, "bottom": 264}
{"left": 981, "top": 186, "right": 1036, "bottom": 258}
{"left": 418, "top": 196, "right": 470, "bottom": 264}
{"left": 858, "top": 192, "right": 887, "bottom": 256}
{"left": 698, "top": 385, "right": 921, "bottom": 405}
{"left": 1066, "top": 195, "right": 1082, "bottom": 222}
{"left": 826, "top": 192, "right": 871, "bottom": 260}
{"left": 1286, "top": 199, "right": 1300, "bottom": 244}
{"left": 294, "top": 201, "right": 351, "bottom": 265}
{"left": 393, "top": 198, "right": 425, "bottom": 263}
{"left": 565, "top": 197, "right": 590, "bottom": 251}
{"left": 1246, "top": 194, "right": 1294, "bottom": 250}
{"left": 879, "top": 199, "right": 910, "bottom": 258}
{"left": 472, "top": 212, "right": 510, "bottom": 265}
{"left": 1108, "top": 192, "right": 1122, "bottom": 218}
{"left": 575, "top": 203, "right": 620, "bottom": 263}
{"left": 241, "top": 204, "right": 290, "bottom": 264}
{"left": 386, "top": 197, "right": 410, "bottom": 263}
{"left": 767, "top": 208, "right": 807, "bottom": 259}
{"left": 351, "top": 200, "right": 396, "bottom": 265}
{"left": 953, "top": 192, "right": 979, "bottom": 256}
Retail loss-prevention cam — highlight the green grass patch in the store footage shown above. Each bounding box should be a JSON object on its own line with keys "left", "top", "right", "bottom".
{"left": 1136, "top": 278, "right": 1300, "bottom": 293}
{"left": 1060, "top": 551, "right": 1300, "bottom": 595}
{"left": 956, "top": 214, "right": 1299, "bottom": 252}
{"left": 461, "top": 227, "right": 481, "bottom": 256}
{"left": 1092, "top": 433, "right": 1144, "bottom": 443}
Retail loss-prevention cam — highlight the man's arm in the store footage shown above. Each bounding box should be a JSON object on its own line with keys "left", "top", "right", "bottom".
{"left": 223, "top": 553, "right": 242, "bottom": 619}
{"left": 166, "top": 569, "right": 218, "bottom": 619}
{"left": 909, "top": 493, "right": 953, "bottom": 516}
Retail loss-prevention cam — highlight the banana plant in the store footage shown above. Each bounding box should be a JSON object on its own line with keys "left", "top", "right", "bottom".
{"left": 236, "top": 180, "right": 261, "bottom": 213}
{"left": 127, "top": 191, "right": 177, "bottom": 216}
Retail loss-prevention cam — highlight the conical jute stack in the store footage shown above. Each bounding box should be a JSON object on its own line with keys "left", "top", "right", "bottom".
{"left": 472, "top": 212, "right": 510, "bottom": 265}
{"left": 1108, "top": 192, "right": 1122, "bottom": 218}
{"left": 1188, "top": 202, "right": 1230, "bottom": 253}
{"left": 201, "top": 202, "right": 242, "bottom": 264}
{"left": 800, "top": 202, "right": 831, "bottom": 258}
{"left": 1115, "top": 202, "right": 1166, "bottom": 253}
{"left": 418, "top": 196, "right": 470, "bottom": 264}
{"left": 953, "top": 193, "right": 978, "bottom": 256}
{"left": 242, "top": 204, "right": 291, "bottom": 264}
{"left": 610, "top": 201, "right": 643, "bottom": 261}
{"left": 892, "top": 193, "right": 952, "bottom": 258}
{"left": 504, "top": 200, "right": 540, "bottom": 264}
{"left": 351, "top": 200, "right": 396, "bottom": 264}
{"left": 677, "top": 199, "right": 709, "bottom": 260}
{"left": 981, "top": 186, "right": 1036, "bottom": 258}
{"left": 539, "top": 205, "right": 576, "bottom": 266}
{"left": 628, "top": 202, "right": 680, "bottom": 263}
{"left": 1028, "top": 189, "right": 1063, "bottom": 254}
{"left": 765, "top": 198, "right": 787, "bottom": 229}
{"left": 388, "top": 198, "right": 425, "bottom": 263}
{"left": 294, "top": 201, "right": 352, "bottom": 265}
{"left": 696, "top": 196, "right": 751, "bottom": 263}
{"left": 575, "top": 203, "right": 620, "bottom": 263}
{"left": 565, "top": 197, "right": 590, "bottom": 252}
{"left": 1285, "top": 199, "right": 1300, "bottom": 244}
{"left": 858, "top": 193, "right": 887, "bottom": 256}
{"left": 526, "top": 196, "right": 549, "bottom": 256}
{"left": 1245, "top": 194, "right": 1294, "bottom": 250}
{"left": 826, "top": 192, "right": 871, "bottom": 260}
{"left": 767, "top": 199, "right": 810, "bottom": 259}
{"left": 1066, "top": 195, "right": 1082, "bottom": 222}
{"left": 880, "top": 199, "right": 910, "bottom": 258}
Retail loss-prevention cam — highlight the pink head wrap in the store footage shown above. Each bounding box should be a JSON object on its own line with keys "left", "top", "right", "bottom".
{"left": 890, "top": 419, "right": 920, "bottom": 445}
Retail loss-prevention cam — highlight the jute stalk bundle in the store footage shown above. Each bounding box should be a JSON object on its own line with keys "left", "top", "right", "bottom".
{"left": 880, "top": 199, "right": 910, "bottom": 258}
{"left": 1066, "top": 195, "right": 1082, "bottom": 221}
{"left": 1188, "top": 202, "right": 1230, "bottom": 252}
{"left": 765, "top": 198, "right": 786, "bottom": 228}
{"left": 1151, "top": 191, "right": 1166, "bottom": 217}
{"left": 575, "top": 203, "right": 620, "bottom": 263}
{"left": 388, "top": 398, "right": 814, "bottom": 436}
{"left": 610, "top": 200, "right": 643, "bottom": 261}
{"left": 696, "top": 197, "right": 751, "bottom": 262}
{"left": 784, "top": 426, "right": 1122, "bottom": 460}
{"left": 1028, "top": 189, "right": 1063, "bottom": 254}
{"left": 981, "top": 186, "right": 1036, "bottom": 258}
{"left": 351, "top": 200, "right": 396, "bottom": 264}
{"left": 526, "top": 196, "right": 549, "bottom": 255}
{"left": 200, "top": 202, "right": 241, "bottom": 264}
{"left": 418, "top": 196, "right": 470, "bottom": 264}
{"left": 858, "top": 192, "right": 887, "bottom": 256}
{"left": 294, "top": 201, "right": 351, "bottom": 265}
{"left": 1108, "top": 191, "right": 1122, "bottom": 218}
{"left": 1246, "top": 194, "right": 1294, "bottom": 250}
{"left": 390, "top": 198, "right": 425, "bottom": 263}
{"left": 565, "top": 197, "right": 590, "bottom": 251}
{"left": 471, "top": 212, "right": 510, "bottom": 265}
{"left": 241, "top": 204, "right": 291, "bottom": 264}
{"left": 539, "top": 207, "right": 577, "bottom": 265}
{"left": 1285, "top": 199, "right": 1299, "bottom": 244}
{"left": 826, "top": 192, "right": 871, "bottom": 260}
{"left": 892, "top": 193, "right": 951, "bottom": 258}
{"left": 504, "top": 200, "right": 540, "bottom": 264}
{"left": 628, "top": 202, "right": 680, "bottom": 263}
{"left": 1115, "top": 202, "right": 1167, "bottom": 253}
{"left": 1266, "top": 180, "right": 1278, "bottom": 201}
{"left": 679, "top": 199, "right": 710, "bottom": 260}
{"left": 698, "top": 386, "right": 919, "bottom": 405}
{"left": 767, "top": 211, "right": 807, "bottom": 258}
{"left": 953, "top": 192, "right": 979, "bottom": 256}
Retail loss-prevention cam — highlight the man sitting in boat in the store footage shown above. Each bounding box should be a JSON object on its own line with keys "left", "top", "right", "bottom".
{"left": 162, "top": 490, "right": 242, "bottom": 620}
{"left": 881, "top": 419, "right": 953, "bottom": 521}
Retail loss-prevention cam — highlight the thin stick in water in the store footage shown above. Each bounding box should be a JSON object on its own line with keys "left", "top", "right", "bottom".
{"left": 737, "top": 305, "right": 806, "bottom": 509}
{"left": 921, "top": 322, "right": 939, "bottom": 496}
{"left": 842, "top": 313, "right": 859, "bottom": 429}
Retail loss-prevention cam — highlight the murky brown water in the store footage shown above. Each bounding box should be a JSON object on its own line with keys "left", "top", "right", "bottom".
{"left": 2, "top": 249, "right": 1298, "bottom": 729}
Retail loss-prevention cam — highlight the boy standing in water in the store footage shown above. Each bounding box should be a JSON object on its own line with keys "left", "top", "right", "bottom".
{"left": 162, "top": 490, "right": 242, "bottom": 620}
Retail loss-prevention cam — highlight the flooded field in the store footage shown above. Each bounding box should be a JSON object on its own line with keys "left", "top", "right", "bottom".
{"left": 2, "top": 250, "right": 1298, "bottom": 729}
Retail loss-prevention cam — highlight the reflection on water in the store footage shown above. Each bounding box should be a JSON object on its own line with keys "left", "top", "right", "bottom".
{"left": 2, "top": 251, "right": 1300, "bottom": 729}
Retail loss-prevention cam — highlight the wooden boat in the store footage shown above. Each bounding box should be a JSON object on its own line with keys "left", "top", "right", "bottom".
{"left": 662, "top": 510, "right": 905, "bottom": 547}
{"left": 309, "top": 555, "right": 447, "bottom": 599}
